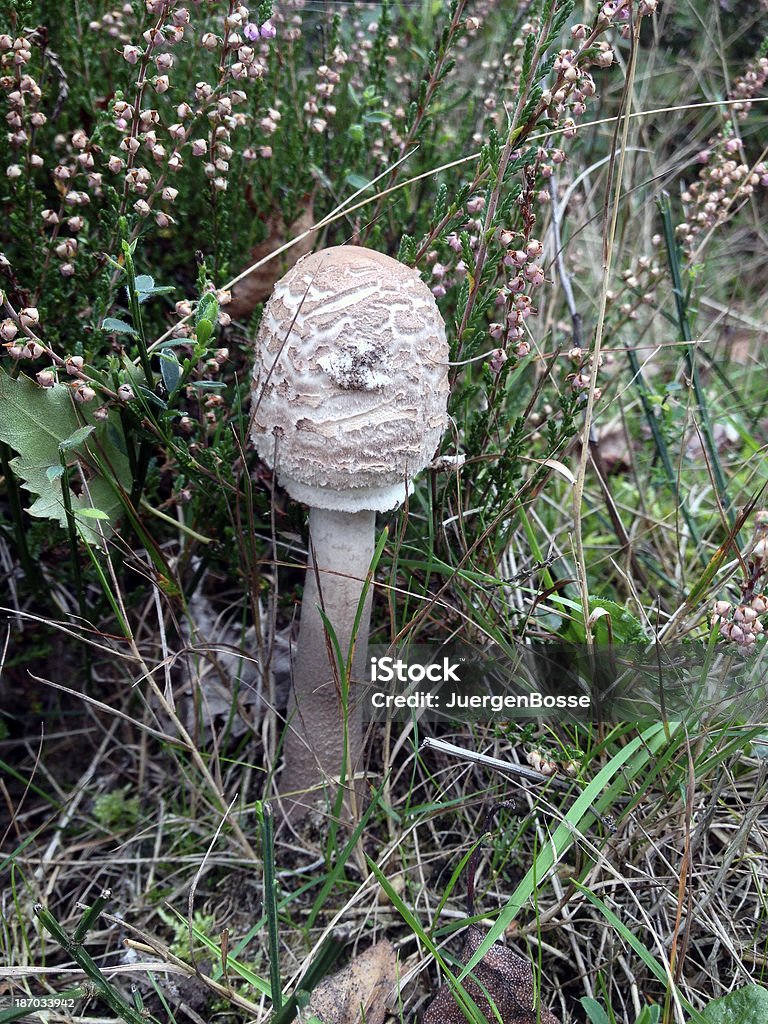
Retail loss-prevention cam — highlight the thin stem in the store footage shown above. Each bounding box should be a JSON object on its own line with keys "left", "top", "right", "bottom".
{"left": 279, "top": 506, "right": 375, "bottom": 818}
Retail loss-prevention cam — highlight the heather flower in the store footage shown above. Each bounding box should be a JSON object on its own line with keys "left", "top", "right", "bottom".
{"left": 73, "top": 383, "right": 96, "bottom": 403}
{"left": 19, "top": 307, "right": 39, "bottom": 327}
{"left": 0, "top": 319, "right": 18, "bottom": 341}
{"left": 489, "top": 348, "right": 507, "bottom": 373}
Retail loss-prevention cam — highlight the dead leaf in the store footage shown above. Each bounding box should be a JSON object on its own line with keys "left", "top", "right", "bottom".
{"left": 594, "top": 419, "right": 631, "bottom": 475}
{"left": 306, "top": 939, "right": 397, "bottom": 1024}
{"left": 228, "top": 196, "right": 317, "bottom": 321}
{"left": 422, "top": 927, "right": 560, "bottom": 1024}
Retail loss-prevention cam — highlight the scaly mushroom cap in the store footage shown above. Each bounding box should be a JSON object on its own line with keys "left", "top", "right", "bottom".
{"left": 251, "top": 245, "right": 449, "bottom": 512}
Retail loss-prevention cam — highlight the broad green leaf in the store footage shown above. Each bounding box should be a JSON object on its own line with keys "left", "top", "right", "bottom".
{"left": 195, "top": 292, "right": 218, "bottom": 326}
{"left": 699, "top": 986, "right": 768, "bottom": 1024}
{"left": 196, "top": 319, "right": 213, "bottom": 346}
{"left": 134, "top": 275, "right": 174, "bottom": 303}
{"left": 102, "top": 317, "right": 137, "bottom": 336}
{"left": 159, "top": 349, "right": 182, "bottom": 395}
{"left": 134, "top": 273, "right": 155, "bottom": 293}
{"left": 59, "top": 424, "right": 95, "bottom": 451}
{"left": 580, "top": 997, "right": 611, "bottom": 1024}
{"left": 345, "top": 172, "right": 372, "bottom": 191}
{"left": 0, "top": 371, "right": 131, "bottom": 547}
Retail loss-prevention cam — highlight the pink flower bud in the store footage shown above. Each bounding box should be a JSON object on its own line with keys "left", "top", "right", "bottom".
{"left": 123, "top": 44, "right": 141, "bottom": 64}
{"left": 489, "top": 348, "right": 507, "bottom": 373}
{"left": 19, "top": 307, "right": 39, "bottom": 327}
{"left": 36, "top": 369, "right": 56, "bottom": 388}
{"left": 594, "top": 47, "right": 614, "bottom": 68}
{"left": 0, "top": 319, "right": 18, "bottom": 341}
{"left": 24, "top": 340, "right": 45, "bottom": 358}
{"left": 191, "top": 138, "right": 208, "bottom": 157}
{"left": 74, "top": 384, "right": 96, "bottom": 403}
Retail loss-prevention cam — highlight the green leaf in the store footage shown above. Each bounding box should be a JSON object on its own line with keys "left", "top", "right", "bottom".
{"left": 134, "top": 274, "right": 174, "bottom": 304}
{"left": 59, "top": 424, "right": 95, "bottom": 451}
{"left": 196, "top": 319, "right": 213, "bottom": 346}
{"left": 102, "top": 316, "right": 137, "bottom": 336}
{"left": 699, "top": 986, "right": 768, "bottom": 1024}
{"left": 195, "top": 292, "right": 218, "bottom": 326}
{"left": 344, "top": 172, "right": 372, "bottom": 191}
{"left": 0, "top": 370, "right": 132, "bottom": 547}
{"left": 580, "top": 997, "right": 611, "bottom": 1024}
{"left": 159, "top": 350, "right": 182, "bottom": 395}
{"left": 134, "top": 273, "right": 155, "bottom": 293}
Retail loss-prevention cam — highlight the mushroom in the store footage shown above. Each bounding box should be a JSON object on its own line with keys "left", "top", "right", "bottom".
{"left": 251, "top": 245, "right": 449, "bottom": 817}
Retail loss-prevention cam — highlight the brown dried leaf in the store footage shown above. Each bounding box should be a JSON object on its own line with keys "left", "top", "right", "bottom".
{"left": 422, "top": 927, "right": 560, "bottom": 1024}
{"left": 307, "top": 939, "right": 397, "bottom": 1024}
{"left": 595, "top": 419, "right": 631, "bottom": 475}
{"left": 227, "top": 197, "right": 317, "bottom": 321}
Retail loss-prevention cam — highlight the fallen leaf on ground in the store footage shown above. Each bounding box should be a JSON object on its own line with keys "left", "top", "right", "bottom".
{"left": 422, "top": 926, "right": 560, "bottom": 1024}
{"left": 228, "top": 196, "right": 317, "bottom": 321}
{"left": 306, "top": 939, "right": 397, "bottom": 1024}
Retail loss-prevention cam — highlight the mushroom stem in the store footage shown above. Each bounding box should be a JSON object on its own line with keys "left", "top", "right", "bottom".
{"left": 280, "top": 506, "right": 375, "bottom": 816}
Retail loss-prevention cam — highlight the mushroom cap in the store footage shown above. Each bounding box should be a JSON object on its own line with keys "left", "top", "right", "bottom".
{"left": 251, "top": 245, "right": 450, "bottom": 512}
